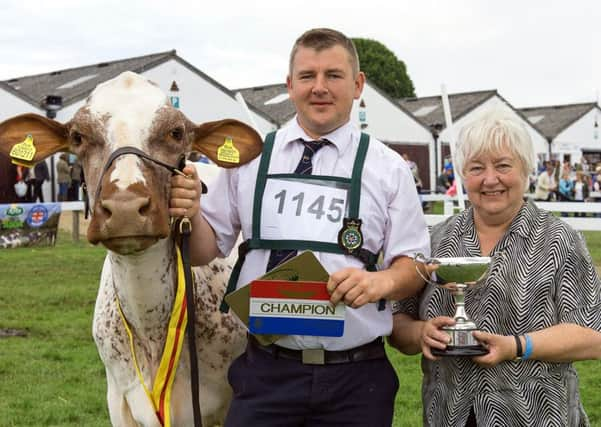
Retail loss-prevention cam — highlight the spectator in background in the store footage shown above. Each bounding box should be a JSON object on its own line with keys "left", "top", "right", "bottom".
{"left": 553, "top": 159, "right": 561, "bottom": 187}
{"left": 581, "top": 157, "right": 590, "bottom": 173}
{"left": 403, "top": 153, "right": 423, "bottom": 199}
{"left": 31, "top": 160, "right": 49, "bottom": 203}
{"left": 593, "top": 166, "right": 601, "bottom": 193}
{"left": 402, "top": 153, "right": 421, "bottom": 184}
{"left": 68, "top": 156, "right": 83, "bottom": 201}
{"left": 534, "top": 161, "right": 556, "bottom": 201}
{"left": 0, "top": 155, "right": 20, "bottom": 203}
{"left": 558, "top": 171, "right": 574, "bottom": 201}
{"left": 436, "top": 167, "right": 453, "bottom": 194}
{"left": 593, "top": 166, "right": 601, "bottom": 218}
{"left": 25, "top": 165, "right": 35, "bottom": 202}
{"left": 444, "top": 159, "right": 454, "bottom": 181}
{"left": 573, "top": 171, "right": 589, "bottom": 217}
{"left": 561, "top": 159, "right": 572, "bottom": 177}
{"left": 56, "top": 154, "right": 71, "bottom": 201}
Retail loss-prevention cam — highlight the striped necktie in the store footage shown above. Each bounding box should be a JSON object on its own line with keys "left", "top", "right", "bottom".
{"left": 266, "top": 139, "right": 329, "bottom": 271}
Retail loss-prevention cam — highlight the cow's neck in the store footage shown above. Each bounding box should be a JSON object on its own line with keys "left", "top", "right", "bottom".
{"left": 108, "top": 238, "right": 176, "bottom": 344}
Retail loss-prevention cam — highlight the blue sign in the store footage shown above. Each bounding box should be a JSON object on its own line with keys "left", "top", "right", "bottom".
{"left": 0, "top": 203, "right": 61, "bottom": 248}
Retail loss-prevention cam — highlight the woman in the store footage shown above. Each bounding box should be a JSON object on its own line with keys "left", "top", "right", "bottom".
{"left": 573, "top": 171, "right": 589, "bottom": 217}
{"left": 56, "top": 153, "right": 71, "bottom": 201}
{"left": 390, "top": 108, "right": 601, "bottom": 426}
{"left": 558, "top": 171, "right": 574, "bottom": 201}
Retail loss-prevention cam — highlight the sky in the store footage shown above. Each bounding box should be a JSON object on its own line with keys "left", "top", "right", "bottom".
{"left": 1, "top": 0, "right": 599, "bottom": 108}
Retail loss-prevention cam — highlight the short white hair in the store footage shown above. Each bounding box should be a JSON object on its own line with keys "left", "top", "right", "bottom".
{"left": 455, "top": 108, "right": 534, "bottom": 182}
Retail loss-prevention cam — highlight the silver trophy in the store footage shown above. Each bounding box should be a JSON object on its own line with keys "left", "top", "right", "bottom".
{"left": 415, "top": 254, "right": 492, "bottom": 357}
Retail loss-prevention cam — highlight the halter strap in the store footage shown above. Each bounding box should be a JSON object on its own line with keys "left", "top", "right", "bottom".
{"left": 84, "top": 146, "right": 207, "bottom": 218}
{"left": 93, "top": 146, "right": 186, "bottom": 208}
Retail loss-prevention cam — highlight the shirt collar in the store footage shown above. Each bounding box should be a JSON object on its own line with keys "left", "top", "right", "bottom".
{"left": 459, "top": 200, "right": 536, "bottom": 241}
{"left": 283, "top": 117, "right": 358, "bottom": 152}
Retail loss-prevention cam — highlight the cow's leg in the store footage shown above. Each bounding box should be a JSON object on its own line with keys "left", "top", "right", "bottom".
{"left": 105, "top": 367, "right": 161, "bottom": 427}
{"left": 105, "top": 370, "right": 140, "bottom": 427}
{"left": 124, "top": 384, "right": 162, "bottom": 427}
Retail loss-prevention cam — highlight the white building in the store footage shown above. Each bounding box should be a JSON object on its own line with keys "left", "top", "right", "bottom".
{"left": 519, "top": 103, "right": 601, "bottom": 167}
{"left": 0, "top": 50, "right": 278, "bottom": 202}
{"left": 399, "top": 90, "right": 549, "bottom": 179}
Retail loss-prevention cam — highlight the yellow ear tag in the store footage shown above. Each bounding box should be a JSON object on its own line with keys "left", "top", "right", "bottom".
{"left": 217, "top": 136, "right": 240, "bottom": 164}
{"left": 10, "top": 134, "right": 37, "bottom": 167}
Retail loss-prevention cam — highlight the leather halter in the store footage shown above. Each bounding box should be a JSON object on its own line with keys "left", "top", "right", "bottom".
{"left": 83, "top": 146, "right": 207, "bottom": 218}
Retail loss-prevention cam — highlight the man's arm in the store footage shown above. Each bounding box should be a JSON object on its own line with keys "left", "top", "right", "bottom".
{"left": 326, "top": 255, "right": 425, "bottom": 308}
{"left": 389, "top": 313, "right": 425, "bottom": 355}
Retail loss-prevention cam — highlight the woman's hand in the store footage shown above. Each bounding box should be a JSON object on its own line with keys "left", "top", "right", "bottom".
{"left": 471, "top": 331, "right": 516, "bottom": 367}
{"left": 420, "top": 316, "right": 455, "bottom": 360}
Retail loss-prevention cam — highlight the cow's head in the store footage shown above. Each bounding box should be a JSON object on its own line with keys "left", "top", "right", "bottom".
{"left": 0, "top": 71, "right": 262, "bottom": 254}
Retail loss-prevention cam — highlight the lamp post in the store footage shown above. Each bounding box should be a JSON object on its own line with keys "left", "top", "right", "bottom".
{"left": 42, "top": 95, "right": 63, "bottom": 202}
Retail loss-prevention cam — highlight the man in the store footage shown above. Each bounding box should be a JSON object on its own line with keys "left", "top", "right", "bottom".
{"left": 56, "top": 154, "right": 71, "bottom": 201}
{"left": 534, "top": 160, "right": 556, "bottom": 201}
{"left": 170, "top": 28, "right": 429, "bottom": 426}
{"left": 31, "top": 160, "right": 49, "bottom": 202}
{"left": 68, "top": 156, "right": 83, "bottom": 201}
{"left": 436, "top": 167, "right": 453, "bottom": 194}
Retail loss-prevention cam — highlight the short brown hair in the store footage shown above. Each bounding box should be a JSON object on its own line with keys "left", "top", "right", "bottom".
{"left": 289, "top": 28, "right": 360, "bottom": 77}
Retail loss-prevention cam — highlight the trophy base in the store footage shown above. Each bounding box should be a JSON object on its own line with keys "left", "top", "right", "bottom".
{"left": 431, "top": 345, "right": 489, "bottom": 357}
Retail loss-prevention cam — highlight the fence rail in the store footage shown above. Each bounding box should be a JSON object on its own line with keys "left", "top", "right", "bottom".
{"left": 421, "top": 194, "right": 601, "bottom": 231}
{"left": 61, "top": 194, "right": 601, "bottom": 241}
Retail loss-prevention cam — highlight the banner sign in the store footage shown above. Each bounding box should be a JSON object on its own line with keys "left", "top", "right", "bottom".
{"left": 0, "top": 203, "right": 61, "bottom": 248}
{"left": 249, "top": 280, "right": 345, "bottom": 337}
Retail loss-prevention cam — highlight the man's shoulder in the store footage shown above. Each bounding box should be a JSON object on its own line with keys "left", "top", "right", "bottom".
{"left": 362, "top": 134, "right": 405, "bottom": 166}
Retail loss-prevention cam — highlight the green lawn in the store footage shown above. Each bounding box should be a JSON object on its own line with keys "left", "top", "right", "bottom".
{"left": 1, "top": 231, "right": 600, "bottom": 426}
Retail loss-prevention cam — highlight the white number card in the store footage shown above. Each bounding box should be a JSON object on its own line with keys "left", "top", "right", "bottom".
{"left": 261, "top": 178, "right": 348, "bottom": 242}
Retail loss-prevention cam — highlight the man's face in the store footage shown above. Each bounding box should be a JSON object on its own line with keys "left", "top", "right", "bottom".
{"left": 287, "top": 45, "right": 365, "bottom": 139}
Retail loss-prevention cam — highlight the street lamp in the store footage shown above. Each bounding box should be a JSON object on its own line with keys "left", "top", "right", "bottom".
{"left": 42, "top": 95, "right": 63, "bottom": 201}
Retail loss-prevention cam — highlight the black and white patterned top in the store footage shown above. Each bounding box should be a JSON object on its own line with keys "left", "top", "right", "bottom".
{"left": 395, "top": 201, "right": 601, "bottom": 426}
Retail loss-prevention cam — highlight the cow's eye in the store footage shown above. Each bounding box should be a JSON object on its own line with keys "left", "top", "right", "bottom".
{"left": 170, "top": 128, "right": 184, "bottom": 141}
{"left": 71, "top": 131, "right": 84, "bottom": 147}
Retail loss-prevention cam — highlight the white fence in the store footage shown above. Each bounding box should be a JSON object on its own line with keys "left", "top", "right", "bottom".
{"left": 422, "top": 193, "right": 601, "bottom": 231}
{"left": 61, "top": 193, "right": 601, "bottom": 241}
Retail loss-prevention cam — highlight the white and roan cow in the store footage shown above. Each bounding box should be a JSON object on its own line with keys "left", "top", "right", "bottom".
{"left": 0, "top": 71, "right": 264, "bottom": 426}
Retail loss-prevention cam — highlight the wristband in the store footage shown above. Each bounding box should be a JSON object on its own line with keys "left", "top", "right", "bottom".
{"left": 522, "top": 334, "right": 533, "bottom": 360}
{"left": 513, "top": 335, "right": 523, "bottom": 359}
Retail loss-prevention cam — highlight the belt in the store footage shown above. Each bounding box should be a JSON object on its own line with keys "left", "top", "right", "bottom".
{"left": 248, "top": 335, "right": 386, "bottom": 365}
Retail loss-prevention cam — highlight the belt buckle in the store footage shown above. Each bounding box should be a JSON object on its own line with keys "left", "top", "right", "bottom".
{"left": 302, "top": 349, "right": 325, "bottom": 365}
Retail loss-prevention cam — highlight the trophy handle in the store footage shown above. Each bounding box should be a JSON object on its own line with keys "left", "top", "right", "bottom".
{"left": 413, "top": 253, "right": 440, "bottom": 287}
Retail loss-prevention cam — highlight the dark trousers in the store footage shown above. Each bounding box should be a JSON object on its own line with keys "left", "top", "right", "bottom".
{"left": 33, "top": 180, "right": 44, "bottom": 202}
{"left": 26, "top": 180, "right": 44, "bottom": 202}
{"left": 68, "top": 180, "right": 80, "bottom": 201}
{"left": 225, "top": 340, "right": 399, "bottom": 427}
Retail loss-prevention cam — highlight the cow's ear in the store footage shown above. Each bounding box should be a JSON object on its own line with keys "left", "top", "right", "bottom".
{"left": 0, "top": 113, "right": 69, "bottom": 167}
{"left": 193, "top": 119, "right": 263, "bottom": 168}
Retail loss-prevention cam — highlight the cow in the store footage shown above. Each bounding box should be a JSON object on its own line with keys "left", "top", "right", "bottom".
{"left": 0, "top": 71, "right": 264, "bottom": 426}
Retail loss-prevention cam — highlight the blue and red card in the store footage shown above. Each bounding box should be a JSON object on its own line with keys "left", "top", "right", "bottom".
{"left": 248, "top": 280, "right": 345, "bottom": 337}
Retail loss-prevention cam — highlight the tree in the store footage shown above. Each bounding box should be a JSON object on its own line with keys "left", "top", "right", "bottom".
{"left": 352, "top": 38, "right": 415, "bottom": 99}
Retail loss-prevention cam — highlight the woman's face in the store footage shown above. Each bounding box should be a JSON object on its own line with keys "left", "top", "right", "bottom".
{"left": 463, "top": 148, "right": 526, "bottom": 223}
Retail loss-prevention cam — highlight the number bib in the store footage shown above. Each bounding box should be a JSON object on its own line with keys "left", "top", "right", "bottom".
{"left": 261, "top": 178, "right": 348, "bottom": 243}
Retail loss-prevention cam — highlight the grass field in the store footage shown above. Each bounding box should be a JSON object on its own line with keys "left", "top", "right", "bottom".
{"left": 1, "top": 230, "right": 600, "bottom": 426}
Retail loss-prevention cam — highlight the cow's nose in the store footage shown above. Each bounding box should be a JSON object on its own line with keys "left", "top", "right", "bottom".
{"left": 101, "top": 196, "right": 151, "bottom": 219}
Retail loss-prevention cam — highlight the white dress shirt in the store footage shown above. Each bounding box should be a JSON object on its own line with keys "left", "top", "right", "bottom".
{"left": 201, "top": 118, "right": 430, "bottom": 350}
